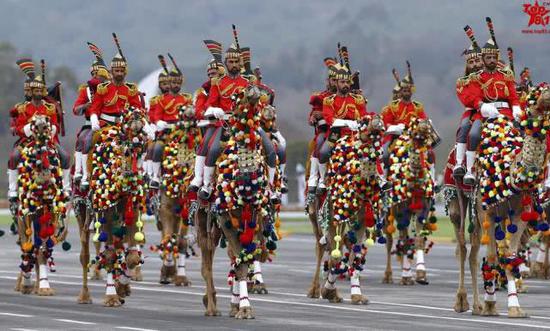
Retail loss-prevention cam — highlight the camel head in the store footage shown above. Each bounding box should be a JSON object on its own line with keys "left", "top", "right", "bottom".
{"left": 31, "top": 115, "right": 52, "bottom": 142}
{"left": 359, "top": 114, "right": 385, "bottom": 142}
{"left": 123, "top": 107, "right": 146, "bottom": 138}
{"left": 411, "top": 118, "right": 440, "bottom": 148}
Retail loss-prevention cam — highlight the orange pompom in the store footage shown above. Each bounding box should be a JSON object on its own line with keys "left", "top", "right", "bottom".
{"left": 481, "top": 234, "right": 490, "bottom": 245}
{"left": 387, "top": 224, "right": 396, "bottom": 234}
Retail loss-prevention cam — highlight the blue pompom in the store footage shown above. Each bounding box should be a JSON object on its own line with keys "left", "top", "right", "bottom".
{"left": 494, "top": 216, "right": 502, "bottom": 223}
{"left": 99, "top": 217, "right": 106, "bottom": 224}
{"left": 507, "top": 224, "right": 518, "bottom": 234}
{"left": 539, "top": 223, "right": 549, "bottom": 232}
{"left": 46, "top": 238, "right": 54, "bottom": 248}
{"left": 378, "top": 237, "right": 387, "bottom": 244}
{"left": 495, "top": 229, "right": 505, "bottom": 241}
{"left": 535, "top": 204, "right": 544, "bottom": 214}
{"left": 98, "top": 231, "right": 108, "bottom": 242}
{"left": 352, "top": 244, "right": 362, "bottom": 253}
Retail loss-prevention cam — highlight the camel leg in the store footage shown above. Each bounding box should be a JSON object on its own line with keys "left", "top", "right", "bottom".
{"left": 450, "top": 197, "right": 469, "bottom": 313}
{"left": 415, "top": 208, "right": 429, "bottom": 285}
{"left": 90, "top": 240, "right": 103, "bottom": 280}
{"left": 233, "top": 263, "right": 254, "bottom": 320}
{"left": 382, "top": 211, "right": 394, "bottom": 284}
{"left": 399, "top": 224, "right": 415, "bottom": 286}
{"left": 198, "top": 209, "right": 220, "bottom": 317}
{"left": 506, "top": 222, "right": 529, "bottom": 318}
{"left": 480, "top": 211, "right": 498, "bottom": 316}
{"left": 175, "top": 214, "right": 191, "bottom": 287}
{"left": 307, "top": 202, "right": 323, "bottom": 298}
{"left": 321, "top": 222, "right": 343, "bottom": 303}
{"left": 36, "top": 249, "right": 55, "bottom": 296}
{"left": 229, "top": 277, "right": 240, "bottom": 317}
{"left": 469, "top": 214, "right": 483, "bottom": 315}
{"left": 78, "top": 210, "right": 92, "bottom": 304}
{"left": 103, "top": 271, "right": 122, "bottom": 307}
{"left": 17, "top": 218, "right": 34, "bottom": 295}
{"left": 251, "top": 260, "right": 268, "bottom": 294}
{"left": 349, "top": 217, "right": 368, "bottom": 305}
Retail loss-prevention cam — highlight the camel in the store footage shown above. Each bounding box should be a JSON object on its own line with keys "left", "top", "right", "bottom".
{"left": 383, "top": 118, "right": 439, "bottom": 286}
{"left": 473, "top": 83, "right": 550, "bottom": 318}
{"left": 316, "top": 115, "right": 386, "bottom": 305}
{"left": 13, "top": 115, "right": 69, "bottom": 296}
{"left": 152, "top": 106, "right": 199, "bottom": 286}
{"left": 197, "top": 85, "right": 279, "bottom": 319}
{"left": 77, "top": 108, "right": 148, "bottom": 306}
{"left": 442, "top": 154, "right": 483, "bottom": 314}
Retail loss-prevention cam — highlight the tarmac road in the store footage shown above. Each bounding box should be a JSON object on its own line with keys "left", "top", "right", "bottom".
{"left": 0, "top": 222, "right": 549, "bottom": 331}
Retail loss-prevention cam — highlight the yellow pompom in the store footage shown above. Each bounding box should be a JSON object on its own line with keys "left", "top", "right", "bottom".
{"left": 331, "top": 249, "right": 342, "bottom": 259}
{"left": 134, "top": 232, "right": 145, "bottom": 242}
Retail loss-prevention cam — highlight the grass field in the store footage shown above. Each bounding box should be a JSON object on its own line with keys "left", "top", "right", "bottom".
{"left": 0, "top": 214, "right": 458, "bottom": 243}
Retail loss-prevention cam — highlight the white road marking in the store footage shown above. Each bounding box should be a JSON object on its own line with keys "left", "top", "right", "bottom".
{"left": 0, "top": 312, "right": 33, "bottom": 318}
{"left": 3, "top": 276, "right": 546, "bottom": 329}
{"left": 53, "top": 318, "right": 96, "bottom": 325}
{"left": 115, "top": 327, "right": 160, "bottom": 331}
{"left": 10, "top": 328, "right": 40, "bottom": 331}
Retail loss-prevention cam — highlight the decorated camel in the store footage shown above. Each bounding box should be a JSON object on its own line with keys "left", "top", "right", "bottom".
{"left": 314, "top": 115, "right": 385, "bottom": 304}
{"left": 197, "top": 85, "right": 280, "bottom": 319}
{"left": 13, "top": 115, "right": 69, "bottom": 296}
{"left": 76, "top": 108, "right": 148, "bottom": 306}
{"left": 470, "top": 83, "right": 550, "bottom": 318}
{"left": 383, "top": 118, "right": 439, "bottom": 285}
{"left": 150, "top": 105, "right": 200, "bottom": 286}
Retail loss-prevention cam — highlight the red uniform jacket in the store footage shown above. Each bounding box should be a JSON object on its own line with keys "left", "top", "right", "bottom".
{"left": 88, "top": 81, "right": 142, "bottom": 117}
{"left": 309, "top": 90, "right": 333, "bottom": 123}
{"left": 194, "top": 81, "right": 211, "bottom": 120}
{"left": 460, "top": 69, "right": 519, "bottom": 120}
{"left": 322, "top": 93, "right": 368, "bottom": 126}
{"left": 455, "top": 75, "right": 477, "bottom": 120}
{"left": 204, "top": 75, "right": 249, "bottom": 113}
{"left": 150, "top": 92, "right": 193, "bottom": 123}
{"left": 15, "top": 100, "right": 60, "bottom": 142}
{"left": 381, "top": 99, "right": 427, "bottom": 128}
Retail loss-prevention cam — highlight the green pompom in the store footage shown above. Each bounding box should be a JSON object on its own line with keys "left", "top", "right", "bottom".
{"left": 62, "top": 241, "right": 71, "bottom": 251}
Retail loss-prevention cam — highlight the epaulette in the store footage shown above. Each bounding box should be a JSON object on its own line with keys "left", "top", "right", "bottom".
{"left": 311, "top": 91, "right": 321, "bottom": 97}
{"left": 498, "top": 68, "right": 515, "bottom": 81}
{"left": 16, "top": 102, "right": 27, "bottom": 114}
{"left": 78, "top": 83, "right": 87, "bottom": 92}
{"left": 467, "top": 70, "right": 482, "bottom": 83}
{"left": 96, "top": 81, "right": 110, "bottom": 95}
{"left": 125, "top": 82, "right": 138, "bottom": 96}
{"left": 456, "top": 75, "right": 469, "bottom": 88}
{"left": 43, "top": 101, "right": 56, "bottom": 115}
{"left": 194, "top": 87, "right": 206, "bottom": 97}
{"left": 350, "top": 93, "right": 366, "bottom": 105}
{"left": 149, "top": 95, "right": 159, "bottom": 106}
{"left": 323, "top": 94, "right": 335, "bottom": 106}
{"left": 412, "top": 100, "right": 423, "bottom": 107}
{"left": 180, "top": 92, "right": 193, "bottom": 100}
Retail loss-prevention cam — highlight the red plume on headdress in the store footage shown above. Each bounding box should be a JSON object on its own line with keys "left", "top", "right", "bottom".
{"left": 203, "top": 40, "right": 223, "bottom": 63}
{"left": 324, "top": 57, "right": 337, "bottom": 68}
{"left": 16, "top": 58, "right": 35, "bottom": 80}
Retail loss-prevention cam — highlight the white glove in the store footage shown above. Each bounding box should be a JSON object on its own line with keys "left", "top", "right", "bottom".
{"left": 346, "top": 120, "right": 360, "bottom": 131}
{"left": 90, "top": 114, "right": 100, "bottom": 131}
{"left": 331, "top": 119, "right": 346, "bottom": 128}
{"left": 204, "top": 107, "right": 225, "bottom": 119}
{"left": 156, "top": 120, "right": 168, "bottom": 131}
{"left": 480, "top": 103, "right": 500, "bottom": 119}
{"left": 512, "top": 105, "right": 523, "bottom": 121}
{"left": 273, "top": 131, "right": 286, "bottom": 149}
{"left": 23, "top": 123, "right": 32, "bottom": 137}
{"left": 386, "top": 123, "right": 405, "bottom": 135}
{"left": 143, "top": 123, "right": 156, "bottom": 140}
{"left": 51, "top": 125, "right": 57, "bottom": 138}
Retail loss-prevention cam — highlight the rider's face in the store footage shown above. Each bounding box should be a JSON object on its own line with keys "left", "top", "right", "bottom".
{"left": 207, "top": 68, "right": 219, "bottom": 80}
{"left": 401, "top": 86, "right": 412, "bottom": 101}
{"left": 159, "top": 80, "right": 170, "bottom": 93}
{"left": 225, "top": 58, "right": 241, "bottom": 76}
{"left": 31, "top": 87, "right": 43, "bottom": 101}
{"left": 170, "top": 77, "right": 182, "bottom": 93}
{"left": 328, "top": 77, "right": 337, "bottom": 93}
{"left": 466, "top": 56, "right": 483, "bottom": 74}
{"left": 483, "top": 54, "right": 498, "bottom": 71}
{"left": 111, "top": 67, "right": 126, "bottom": 83}
{"left": 336, "top": 79, "right": 351, "bottom": 95}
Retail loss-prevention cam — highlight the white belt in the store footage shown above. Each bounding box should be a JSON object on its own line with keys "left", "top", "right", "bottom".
{"left": 488, "top": 101, "right": 509, "bottom": 109}
{"left": 165, "top": 123, "right": 177, "bottom": 130}
{"left": 317, "top": 119, "right": 327, "bottom": 126}
{"left": 198, "top": 114, "right": 231, "bottom": 127}
{"left": 100, "top": 114, "right": 122, "bottom": 123}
